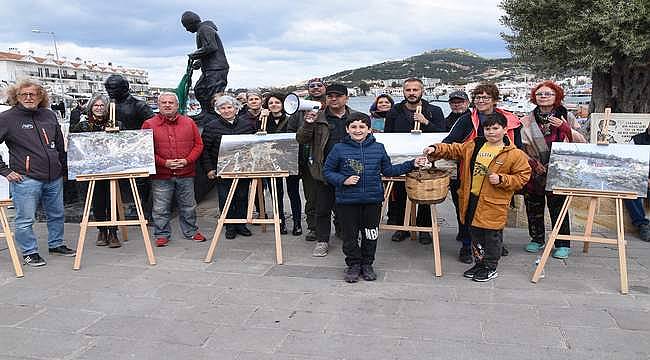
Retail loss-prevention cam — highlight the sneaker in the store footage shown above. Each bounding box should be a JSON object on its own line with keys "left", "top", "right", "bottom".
{"left": 418, "top": 232, "right": 432, "bottom": 245}
{"left": 344, "top": 264, "right": 361, "bottom": 283}
{"left": 552, "top": 247, "right": 571, "bottom": 259}
{"left": 501, "top": 245, "right": 510, "bottom": 257}
{"left": 361, "top": 264, "right": 377, "bottom": 281}
{"left": 472, "top": 267, "right": 498, "bottom": 282}
{"left": 23, "top": 253, "right": 46, "bottom": 267}
{"left": 639, "top": 223, "right": 650, "bottom": 242}
{"left": 96, "top": 231, "right": 109, "bottom": 246}
{"left": 236, "top": 226, "right": 252, "bottom": 237}
{"left": 458, "top": 245, "right": 473, "bottom": 264}
{"left": 525, "top": 241, "right": 544, "bottom": 253}
{"left": 391, "top": 230, "right": 409, "bottom": 242}
{"left": 192, "top": 232, "right": 207, "bottom": 242}
{"left": 304, "top": 229, "right": 317, "bottom": 242}
{"left": 155, "top": 237, "right": 169, "bottom": 247}
{"left": 280, "top": 223, "right": 288, "bottom": 235}
{"left": 48, "top": 245, "right": 76, "bottom": 257}
{"left": 463, "top": 262, "right": 483, "bottom": 279}
{"left": 292, "top": 224, "right": 303, "bottom": 236}
{"left": 312, "top": 242, "right": 329, "bottom": 257}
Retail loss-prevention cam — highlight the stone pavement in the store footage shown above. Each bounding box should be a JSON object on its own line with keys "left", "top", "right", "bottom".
{"left": 1, "top": 193, "right": 650, "bottom": 360}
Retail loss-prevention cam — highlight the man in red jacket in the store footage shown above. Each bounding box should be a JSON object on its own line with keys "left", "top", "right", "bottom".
{"left": 142, "top": 93, "right": 205, "bottom": 247}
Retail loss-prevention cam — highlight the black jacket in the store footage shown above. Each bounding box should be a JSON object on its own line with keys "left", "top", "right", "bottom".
{"left": 445, "top": 109, "right": 471, "bottom": 132}
{"left": 0, "top": 105, "right": 66, "bottom": 181}
{"left": 384, "top": 99, "right": 445, "bottom": 133}
{"left": 69, "top": 106, "right": 83, "bottom": 128}
{"left": 190, "top": 20, "right": 229, "bottom": 71}
{"left": 443, "top": 111, "right": 523, "bottom": 149}
{"left": 200, "top": 114, "right": 256, "bottom": 173}
{"left": 116, "top": 95, "right": 154, "bottom": 130}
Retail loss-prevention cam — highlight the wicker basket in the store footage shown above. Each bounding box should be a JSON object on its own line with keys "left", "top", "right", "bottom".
{"left": 405, "top": 168, "right": 450, "bottom": 204}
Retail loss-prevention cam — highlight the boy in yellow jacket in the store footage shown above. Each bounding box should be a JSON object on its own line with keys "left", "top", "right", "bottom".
{"left": 424, "top": 113, "right": 531, "bottom": 282}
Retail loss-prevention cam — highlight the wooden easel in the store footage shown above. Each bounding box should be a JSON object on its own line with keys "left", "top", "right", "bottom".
{"left": 411, "top": 105, "right": 422, "bottom": 134}
{"left": 0, "top": 200, "right": 23, "bottom": 277}
{"left": 380, "top": 176, "right": 442, "bottom": 276}
{"left": 531, "top": 187, "right": 637, "bottom": 294}
{"left": 204, "top": 171, "right": 289, "bottom": 264}
{"left": 73, "top": 171, "right": 156, "bottom": 270}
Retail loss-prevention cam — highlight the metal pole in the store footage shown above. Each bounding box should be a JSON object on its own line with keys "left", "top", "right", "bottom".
{"left": 32, "top": 29, "right": 66, "bottom": 105}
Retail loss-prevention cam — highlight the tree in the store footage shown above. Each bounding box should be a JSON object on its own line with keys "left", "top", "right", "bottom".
{"left": 500, "top": 0, "right": 650, "bottom": 113}
{"left": 358, "top": 81, "right": 370, "bottom": 96}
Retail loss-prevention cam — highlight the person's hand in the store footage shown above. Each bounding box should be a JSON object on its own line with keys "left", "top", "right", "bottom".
{"left": 414, "top": 112, "right": 429, "bottom": 125}
{"left": 207, "top": 170, "right": 217, "bottom": 180}
{"left": 548, "top": 115, "right": 565, "bottom": 128}
{"left": 304, "top": 110, "right": 318, "bottom": 123}
{"left": 6, "top": 171, "right": 23, "bottom": 183}
{"left": 414, "top": 156, "right": 429, "bottom": 168}
{"left": 422, "top": 146, "right": 436, "bottom": 156}
{"left": 343, "top": 175, "right": 360, "bottom": 185}
{"left": 260, "top": 109, "right": 270, "bottom": 117}
{"left": 165, "top": 159, "right": 177, "bottom": 169}
{"left": 488, "top": 173, "right": 501, "bottom": 185}
{"left": 533, "top": 160, "right": 546, "bottom": 175}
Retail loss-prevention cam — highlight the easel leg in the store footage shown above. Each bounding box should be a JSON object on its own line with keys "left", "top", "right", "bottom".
{"left": 130, "top": 178, "right": 155, "bottom": 266}
{"left": 582, "top": 197, "right": 598, "bottom": 253}
{"left": 205, "top": 178, "right": 239, "bottom": 263}
{"left": 116, "top": 182, "right": 128, "bottom": 241}
{"left": 616, "top": 198, "right": 629, "bottom": 294}
{"left": 532, "top": 195, "right": 573, "bottom": 282}
{"left": 270, "top": 178, "right": 284, "bottom": 264}
{"left": 258, "top": 181, "right": 267, "bottom": 232}
{"left": 74, "top": 180, "right": 96, "bottom": 270}
{"left": 430, "top": 205, "right": 441, "bottom": 277}
{"left": 403, "top": 197, "right": 413, "bottom": 240}
{"left": 381, "top": 181, "right": 394, "bottom": 219}
{"left": 246, "top": 179, "right": 257, "bottom": 223}
{"left": 1, "top": 206, "right": 23, "bottom": 277}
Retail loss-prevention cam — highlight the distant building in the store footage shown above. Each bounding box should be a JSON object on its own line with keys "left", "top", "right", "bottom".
{"left": 0, "top": 49, "right": 149, "bottom": 98}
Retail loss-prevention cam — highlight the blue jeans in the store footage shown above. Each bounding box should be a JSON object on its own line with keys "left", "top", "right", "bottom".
{"left": 624, "top": 198, "right": 649, "bottom": 228}
{"left": 10, "top": 177, "right": 64, "bottom": 255}
{"left": 152, "top": 177, "right": 199, "bottom": 239}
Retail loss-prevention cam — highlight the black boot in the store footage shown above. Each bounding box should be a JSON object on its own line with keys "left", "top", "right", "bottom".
{"left": 280, "top": 222, "right": 288, "bottom": 235}
{"left": 292, "top": 223, "right": 302, "bottom": 236}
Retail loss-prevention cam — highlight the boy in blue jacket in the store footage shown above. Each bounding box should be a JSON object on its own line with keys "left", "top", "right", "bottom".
{"left": 324, "top": 113, "right": 427, "bottom": 283}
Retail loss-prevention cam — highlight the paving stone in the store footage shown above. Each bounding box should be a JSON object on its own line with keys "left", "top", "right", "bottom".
{"left": 83, "top": 315, "right": 216, "bottom": 346}
{"left": 216, "top": 288, "right": 306, "bottom": 309}
{"left": 0, "top": 303, "right": 43, "bottom": 326}
{"left": 296, "top": 293, "right": 402, "bottom": 315}
{"left": 19, "top": 307, "right": 103, "bottom": 333}
{"left": 203, "top": 326, "right": 289, "bottom": 353}
{"left": 244, "top": 308, "right": 332, "bottom": 332}
{"left": 74, "top": 337, "right": 234, "bottom": 360}
{"left": 277, "top": 332, "right": 409, "bottom": 360}
{"left": 539, "top": 307, "right": 618, "bottom": 328}
{"left": 0, "top": 327, "right": 92, "bottom": 359}
{"left": 563, "top": 327, "right": 650, "bottom": 354}
{"left": 481, "top": 320, "right": 565, "bottom": 348}
{"left": 607, "top": 308, "right": 650, "bottom": 330}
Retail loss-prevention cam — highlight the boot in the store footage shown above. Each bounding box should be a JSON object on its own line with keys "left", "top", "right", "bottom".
{"left": 280, "top": 222, "right": 288, "bottom": 235}
{"left": 96, "top": 229, "right": 108, "bottom": 246}
{"left": 107, "top": 229, "right": 121, "bottom": 248}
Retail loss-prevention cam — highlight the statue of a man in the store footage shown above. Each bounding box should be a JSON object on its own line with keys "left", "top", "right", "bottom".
{"left": 104, "top": 74, "right": 154, "bottom": 130}
{"left": 181, "top": 11, "right": 229, "bottom": 121}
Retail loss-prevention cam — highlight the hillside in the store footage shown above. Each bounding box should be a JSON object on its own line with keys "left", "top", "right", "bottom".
{"left": 323, "top": 48, "right": 535, "bottom": 85}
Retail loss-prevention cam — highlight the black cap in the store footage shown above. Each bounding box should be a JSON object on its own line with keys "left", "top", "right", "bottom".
{"left": 325, "top": 84, "right": 348, "bottom": 96}
{"left": 448, "top": 90, "right": 469, "bottom": 101}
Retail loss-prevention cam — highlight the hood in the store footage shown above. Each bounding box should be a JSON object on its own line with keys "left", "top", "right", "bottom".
{"left": 200, "top": 20, "right": 218, "bottom": 31}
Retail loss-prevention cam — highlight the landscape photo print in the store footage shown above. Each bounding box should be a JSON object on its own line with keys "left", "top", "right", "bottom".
{"left": 216, "top": 133, "right": 299, "bottom": 176}
{"left": 546, "top": 142, "right": 650, "bottom": 197}
{"left": 67, "top": 129, "right": 156, "bottom": 179}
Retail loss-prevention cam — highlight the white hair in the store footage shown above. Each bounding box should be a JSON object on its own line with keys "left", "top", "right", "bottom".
{"left": 213, "top": 95, "right": 242, "bottom": 112}
{"left": 158, "top": 92, "right": 179, "bottom": 103}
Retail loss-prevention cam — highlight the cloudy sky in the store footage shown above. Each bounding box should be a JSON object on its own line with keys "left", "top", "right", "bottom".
{"left": 0, "top": 0, "right": 511, "bottom": 89}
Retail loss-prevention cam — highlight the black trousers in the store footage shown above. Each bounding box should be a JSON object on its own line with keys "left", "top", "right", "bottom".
{"left": 524, "top": 191, "right": 571, "bottom": 248}
{"left": 314, "top": 181, "right": 336, "bottom": 243}
{"left": 386, "top": 182, "right": 431, "bottom": 227}
{"left": 92, "top": 180, "right": 117, "bottom": 232}
{"left": 470, "top": 226, "right": 503, "bottom": 270}
{"left": 300, "top": 163, "right": 316, "bottom": 230}
{"left": 284, "top": 175, "right": 302, "bottom": 225}
{"left": 337, "top": 203, "right": 381, "bottom": 266}
{"left": 216, "top": 178, "right": 250, "bottom": 231}
{"left": 450, "top": 178, "right": 471, "bottom": 245}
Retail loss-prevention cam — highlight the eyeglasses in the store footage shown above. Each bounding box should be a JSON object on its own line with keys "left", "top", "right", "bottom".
{"left": 535, "top": 92, "right": 556, "bottom": 97}
{"left": 308, "top": 83, "right": 324, "bottom": 88}
{"left": 92, "top": 104, "right": 105, "bottom": 108}
{"left": 17, "top": 92, "right": 38, "bottom": 98}
{"left": 474, "top": 96, "right": 492, "bottom": 102}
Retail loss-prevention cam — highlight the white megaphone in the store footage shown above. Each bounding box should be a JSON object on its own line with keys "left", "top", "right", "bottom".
{"left": 284, "top": 93, "right": 322, "bottom": 115}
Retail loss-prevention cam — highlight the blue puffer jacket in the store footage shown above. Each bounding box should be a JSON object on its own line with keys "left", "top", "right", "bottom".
{"left": 324, "top": 134, "right": 415, "bottom": 204}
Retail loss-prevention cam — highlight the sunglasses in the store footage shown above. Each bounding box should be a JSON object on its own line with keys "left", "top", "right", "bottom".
{"left": 308, "top": 83, "right": 324, "bottom": 88}
{"left": 535, "top": 92, "right": 556, "bottom": 97}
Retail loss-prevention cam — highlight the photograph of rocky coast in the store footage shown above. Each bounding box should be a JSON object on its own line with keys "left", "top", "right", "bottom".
{"left": 374, "top": 133, "right": 457, "bottom": 176}
{"left": 67, "top": 129, "right": 156, "bottom": 179}
{"left": 546, "top": 143, "right": 650, "bottom": 197}
{"left": 216, "top": 133, "right": 299, "bottom": 176}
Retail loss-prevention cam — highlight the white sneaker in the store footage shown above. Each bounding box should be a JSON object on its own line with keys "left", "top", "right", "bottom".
{"left": 312, "top": 242, "right": 329, "bottom": 257}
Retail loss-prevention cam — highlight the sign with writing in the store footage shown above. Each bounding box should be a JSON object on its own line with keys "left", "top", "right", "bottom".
{"left": 590, "top": 113, "right": 650, "bottom": 144}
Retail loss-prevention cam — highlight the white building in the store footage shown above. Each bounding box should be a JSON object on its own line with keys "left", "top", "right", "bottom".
{"left": 0, "top": 49, "right": 149, "bottom": 99}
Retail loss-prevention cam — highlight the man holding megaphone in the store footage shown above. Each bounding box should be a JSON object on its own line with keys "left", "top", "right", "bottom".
{"left": 296, "top": 84, "right": 364, "bottom": 257}
{"left": 288, "top": 78, "right": 327, "bottom": 242}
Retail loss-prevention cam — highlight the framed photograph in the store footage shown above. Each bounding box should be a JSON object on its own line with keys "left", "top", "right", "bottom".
{"left": 67, "top": 129, "right": 156, "bottom": 179}
{"left": 217, "top": 133, "right": 299, "bottom": 176}
{"left": 373, "top": 133, "right": 457, "bottom": 176}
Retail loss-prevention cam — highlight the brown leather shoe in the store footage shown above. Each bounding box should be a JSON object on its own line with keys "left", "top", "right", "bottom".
{"left": 107, "top": 232, "right": 121, "bottom": 248}
{"left": 96, "top": 231, "right": 108, "bottom": 246}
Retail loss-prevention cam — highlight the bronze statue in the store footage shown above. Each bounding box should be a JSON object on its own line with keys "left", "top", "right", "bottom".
{"left": 103, "top": 74, "right": 153, "bottom": 130}
{"left": 181, "top": 11, "right": 229, "bottom": 121}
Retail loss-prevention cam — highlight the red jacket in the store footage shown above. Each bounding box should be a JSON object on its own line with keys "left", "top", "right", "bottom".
{"left": 142, "top": 113, "right": 203, "bottom": 179}
{"left": 466, "top": 108, "right": 521, "bottom": 143}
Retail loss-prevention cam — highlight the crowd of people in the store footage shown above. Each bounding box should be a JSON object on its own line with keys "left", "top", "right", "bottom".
{"left": 1, "top": 76, "right": 649, "bottom": 283}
